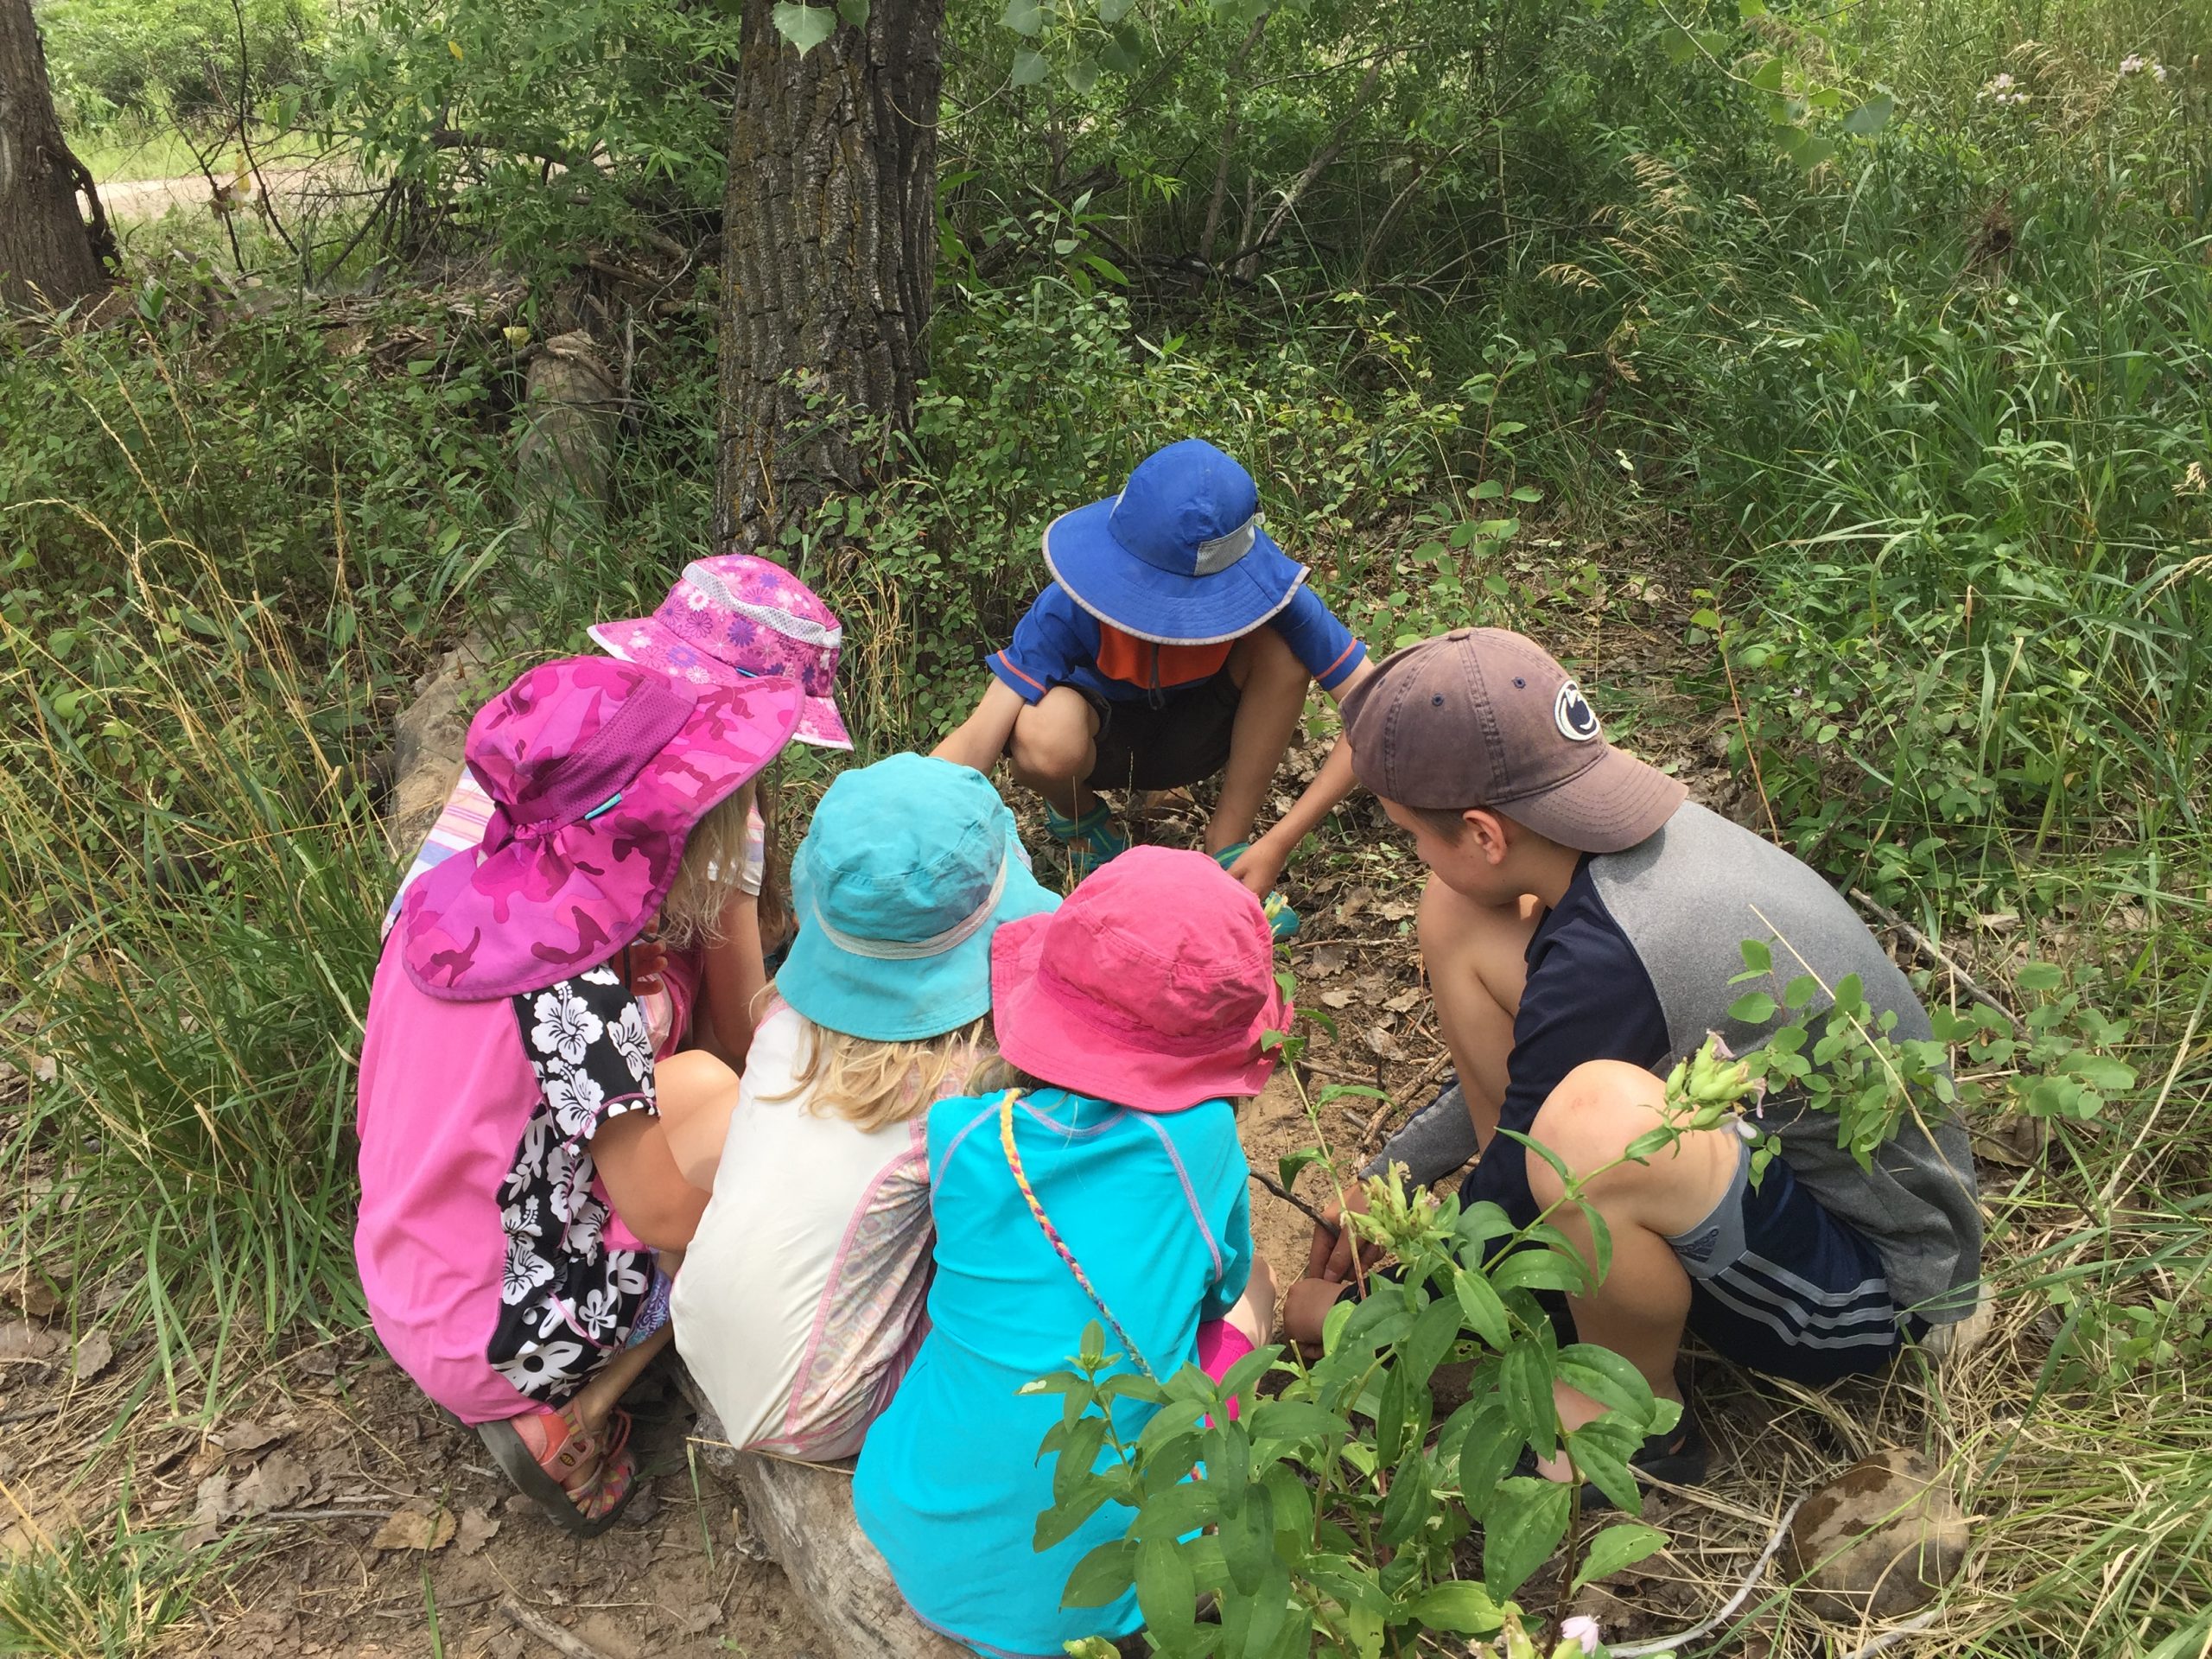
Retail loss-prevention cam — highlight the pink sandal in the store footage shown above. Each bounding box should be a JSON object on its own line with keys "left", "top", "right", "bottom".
{"left": 479, "top": 1402, "right": 638, "bottom": 1536}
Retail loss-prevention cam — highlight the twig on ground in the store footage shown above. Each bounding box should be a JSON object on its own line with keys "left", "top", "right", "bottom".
{"left": 0, "top": 1402, "right": 62, "bottom": 1425}
{"left": 256, "top": 1508, "right": 398, "bottom": 1522}
{"left": 1248, "top": 1168, "right": 1332, "bottom": 1230}
{"left": 1850, "top": 888, "right": 2024, "bottom": 1034}
{"left": 1836, "top": 1609, "right": 1943, "bottom": 1658}
{"left": 1609, "top": 1494, "right": 1806, "bottom": 1657}
{"left": 499, "top": 1596, "right": 620, "bottom": 1659}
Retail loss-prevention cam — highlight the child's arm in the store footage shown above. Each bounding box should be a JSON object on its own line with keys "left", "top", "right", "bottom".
{"left": 700, "top": 892, "right": 769, "bottom": 1071}
{"left": 594, "top": 1097, "right": 715, "bottom": 1246}
{"left": 932, "top": 679, "right": 1026, "bottom": 774}
{"left": 1224, "top": 657, "right": 1377, "bottom": 898}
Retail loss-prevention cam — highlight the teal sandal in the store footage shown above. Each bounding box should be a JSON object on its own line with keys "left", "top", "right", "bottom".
{"left": 1211, "top": 843, "right": 1300, "bottom": 942}
{"left": 1044, "top": 801, "right": 1129, "bottom": 877}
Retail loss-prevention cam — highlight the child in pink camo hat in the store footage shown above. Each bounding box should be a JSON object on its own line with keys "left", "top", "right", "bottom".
{"left": 359, "top": 656, "right": 803, "bottom": 1536}
{"left": 384, "top": 556, "right": 850, "bottom": 1071}
{"left": 853, "top": 847, "right": 1286, "bottom": 1656}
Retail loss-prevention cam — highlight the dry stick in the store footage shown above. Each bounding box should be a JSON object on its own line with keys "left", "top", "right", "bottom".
{"left": 1713, "top": 614, "right": 1782, "bottom": 844}
{"left": 499, "top": 1596, "right": 620, "bottom": 1659}
{"left": 1608, "top": 1495, "right": 1807, "bottom": 1657}
{"left": 1849, "top": 887, "right": 2024, "bottom": 1035}
{"left": 1248, "top": 1168, "right": 1332, "bottom": 1231}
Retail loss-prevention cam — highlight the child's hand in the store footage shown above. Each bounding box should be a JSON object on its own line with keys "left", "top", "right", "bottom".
{"left": 1223, "top": 836, "right": 1287, "bottom": 900}
{"left": 1282, "top": 1275, "right": 1356, "bottom": 1358}
{"left": 1306, "top": 1185, "right": 1382, "bottom": 1281}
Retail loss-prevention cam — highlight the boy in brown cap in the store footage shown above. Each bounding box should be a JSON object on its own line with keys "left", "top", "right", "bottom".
{"left": 1291, "top": 628, "right": 1980, "bottom": 1491}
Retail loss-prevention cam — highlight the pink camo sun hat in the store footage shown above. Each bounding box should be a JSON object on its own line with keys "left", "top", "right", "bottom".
{"left": 988, "top": 846, "right": 1290, "bottom": 1114}
{"left": 589, "top": 555, "right": 851, "bottom": 750}
{"left": 399, "top": 656, "right": 803, "bottom": 1001}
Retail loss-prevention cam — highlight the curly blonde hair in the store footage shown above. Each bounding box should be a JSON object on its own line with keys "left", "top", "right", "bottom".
{"left": 770, "top": 1008, "right": 998, "bottom": 1134}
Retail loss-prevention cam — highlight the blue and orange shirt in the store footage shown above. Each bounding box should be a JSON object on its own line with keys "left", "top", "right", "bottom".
{"left": 988, "top": 582, "right": 1366, "bottom": 705}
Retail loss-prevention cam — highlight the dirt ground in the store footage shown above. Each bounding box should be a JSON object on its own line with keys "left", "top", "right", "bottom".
{"left": 0, "top": 587, "right": 1981, "bottom": 1655}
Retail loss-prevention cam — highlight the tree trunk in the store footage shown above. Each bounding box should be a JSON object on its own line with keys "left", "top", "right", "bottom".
{"left": 0, "top": 0, "right": 108, "bottom": 312}
{"left": 715, "top": 0, "right": 944, "bottom": 554}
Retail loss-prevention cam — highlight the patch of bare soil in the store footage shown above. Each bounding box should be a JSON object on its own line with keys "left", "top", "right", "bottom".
{"left": 0, "top": 1325, "right": 816, "bottom": 1658}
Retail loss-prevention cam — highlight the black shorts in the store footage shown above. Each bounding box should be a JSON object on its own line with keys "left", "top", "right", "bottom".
{"left": 1080, "top": 670, "right": 1243, "bottom": 793}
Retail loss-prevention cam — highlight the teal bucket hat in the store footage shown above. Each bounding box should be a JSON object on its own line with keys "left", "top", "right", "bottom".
{"left": 779, "top": 754, "right": 1059, "bottom": 1043}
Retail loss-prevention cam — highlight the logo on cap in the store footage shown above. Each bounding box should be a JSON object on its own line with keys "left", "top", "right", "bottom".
{"left": 1554, "top": 682, "right": 1601, "bottom": 742}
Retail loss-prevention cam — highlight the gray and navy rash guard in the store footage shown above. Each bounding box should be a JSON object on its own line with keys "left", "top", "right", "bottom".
{"left": 1370, "top": 802, "right": 1982, "bottom": 1322}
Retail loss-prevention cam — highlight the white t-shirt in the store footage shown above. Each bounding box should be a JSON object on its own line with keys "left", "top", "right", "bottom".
{"left": 672, "top": 1002, "right": 971, "bottom": 1461}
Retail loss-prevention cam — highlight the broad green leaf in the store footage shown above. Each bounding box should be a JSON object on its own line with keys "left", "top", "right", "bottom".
{"left": 1009, "top": 48, "right": 1047, "bottom": 84}
{"left": 1217, "top": 1478, "right": 1276, "bottom": 1594}
{"left": 1377, "top": 1450, "right": 1434, "bottom": 1546}
{"left": 1455, "top": 1268, "right": 1510, "bottom": 1349}
{"left": 1061, "top": 1538, "right": 1137, "bottom": 1608}
{"left": 1482, "top": 1477, "right": 1573, "bottom": 1599}
{"left": 2063, "top": 1053, "right": 2137, "bottom": 1090}
{"left": 1001, "top": 0, "right": 1045, "bottom": 35}
{"left": 1729, "top": 991, "right": 1778, "bottom": 1024}
{"left": 1063, "top": 53, "right": 1101, "bottom": 92}
{"left": 1035, "top": 1478, "right": 1121, "bottom": 1550}
{"left": 1249, "top": 1400, "right": 1351, "bottom": 1446}
{"left": 1572, "top": 1521, "right": 1669, "bottom": 1590}
{"left": 1402, "top": 1291, "right": 1465, "bottom": 1387}
{"left": 1278, "top": 1146, "right": 1325, "bottom": 1196}
{"left": 1492, "top": 1248, "right": 1586, "bottom": 1297}
{"left": 1841, "top": 93, "right": 1895, "bottom": 136}
{"left": 770, "top": 2, "right": 837, "bottom": 52}
{"left": 1498, "top": 1340, "right": 1555, "bottom": 1456}
{"left": 1560, "top": 1426, "right": 1641, "bottom": 1512}
{"left": 1399, "top": 1579, "right": 1504, "bottom": 1635}
{"left": 835, "top": 0, "right": 868, "bottom": 23}
{"left": 1134, "top": 1535, "right": 1198, "bottom": 1645}
{"left": 1098, "top": 0, "right": 1134, "bottom": 18}
{"left": 2017, "top": 962, "right": 2065, "bottom": 993}
{"left": 1130, "top": 1480, "right": 1218, "bottom": 1541}
{"left": 1738, "top": 938, "right": 1772, "bottom": 976}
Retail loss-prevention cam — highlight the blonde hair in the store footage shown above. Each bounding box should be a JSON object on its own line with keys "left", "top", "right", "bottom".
{"left": 772, "top": 1007, "right": 996, "bottom": 1134}
{"left": 659, "top": 780, "right": 758, "bottom": 950}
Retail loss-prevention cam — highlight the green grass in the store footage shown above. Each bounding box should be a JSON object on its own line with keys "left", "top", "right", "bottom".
{"left": 0, "top": 1510, "right": 219, "bottom": 1657}
{"left": 3, "top": 0, "right": 2210, "bottom": 1647}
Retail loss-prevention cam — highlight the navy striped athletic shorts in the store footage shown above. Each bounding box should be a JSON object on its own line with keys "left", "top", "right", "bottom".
{"left": 1668, "top": 1140, "right": 1916, "bottom": 1386}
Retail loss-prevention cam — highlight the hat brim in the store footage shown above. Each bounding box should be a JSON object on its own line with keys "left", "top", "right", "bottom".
{"left": 1042, "top": 496, "right": 1307, "bottom": 647}
{"left": 399, "top": 675, "right": 805, "bottom": 1001}
{"left": 777, "top": 833, "right": 1060, "bottom": 1044}
{"left": 1500, "top": 744, "right": 1687, "bottom": 855}
{"left": 589, "top": 618, "right": 853, "bottom": 751}
{"left": 986, "top": 912, "right": 1289, "bottom": 1115}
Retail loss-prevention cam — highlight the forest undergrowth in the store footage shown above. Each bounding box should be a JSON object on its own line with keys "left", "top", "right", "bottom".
{"left": 3, "top": 0, "right": 2209, "bottom": 1651}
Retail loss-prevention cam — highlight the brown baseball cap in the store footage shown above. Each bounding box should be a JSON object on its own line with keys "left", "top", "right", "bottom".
{"left": 1341, "top": 628, "right": 1685, "bottom": 853}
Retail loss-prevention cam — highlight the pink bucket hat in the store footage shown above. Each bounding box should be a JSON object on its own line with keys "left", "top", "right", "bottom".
{"left": 588, "top": 555, "right": 851, "bottom": 750}
{"left": 988, "top": 846, "right": 1290, "bottom": 1114}
{"left": 399, "top": 656, "right": 803, "bottom": 1001}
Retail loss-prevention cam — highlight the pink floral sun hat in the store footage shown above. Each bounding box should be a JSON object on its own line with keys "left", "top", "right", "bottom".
{"left": 588, "top": 555, "right": 851, "bottom": 751}
{"left": 399, "top": 656, "right": 802, "bottom": 1001}
{"left": 988, "top": 846, "right": 1291, "bottom": 1115}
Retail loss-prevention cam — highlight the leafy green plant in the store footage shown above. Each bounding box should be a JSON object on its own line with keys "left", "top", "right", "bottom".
{"left": 1020, "top": 998, "right": 1713, "bottom": 1657}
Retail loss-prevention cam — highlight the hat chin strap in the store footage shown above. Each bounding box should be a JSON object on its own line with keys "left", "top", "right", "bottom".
{"left": 808, "top": 852, "right": 1009, "bottom": 961}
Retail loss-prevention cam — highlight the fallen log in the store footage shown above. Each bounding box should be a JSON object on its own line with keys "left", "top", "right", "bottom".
{"left": 677, "top": 1374, "right": 969, "bottom": 1659}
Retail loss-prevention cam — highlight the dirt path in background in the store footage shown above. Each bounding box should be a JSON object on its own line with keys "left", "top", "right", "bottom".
{"left": 93, "top": 162, "right": 359, "bottom": 225}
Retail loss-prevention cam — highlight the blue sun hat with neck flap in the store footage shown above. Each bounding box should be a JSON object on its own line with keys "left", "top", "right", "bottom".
{"left": 1042, "top": 438, "right": 1308, "bottom": 646}
{"left": 778, "top": 755, "right": 1059, "bottom": 1044}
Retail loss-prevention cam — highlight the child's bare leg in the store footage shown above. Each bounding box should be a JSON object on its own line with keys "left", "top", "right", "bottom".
{"left": 1007, "top": 687, "right": 1103, "bottom": 819}
{"left": 569, "top": 1323, "right": 674, "bottom": 1436}
{"left": 1210, "top": 627, "right": 1310, "bottom": 854}
{"left": 1223, "top": 1253, "right": 1280, "bottom": 1347}
{"left": 1522, "top": 1061, "right": 1740, "bottom": 1471}
{"left": 654, "top": 1048, "right": 741, "bottom": 1192}
{"left": 1418, "top": 874, "right": 1541, "bottom": 1133}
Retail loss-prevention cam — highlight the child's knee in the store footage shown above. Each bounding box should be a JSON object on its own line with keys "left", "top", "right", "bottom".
{"left": 656, "top": 1046, "right": 738, "bottom": 1108}
{"left": 1525, "top": 1060, "right": 1667, "bottom": 1198}
{"left": 1007, "top": 694, "right": 1092, "bottom": 782}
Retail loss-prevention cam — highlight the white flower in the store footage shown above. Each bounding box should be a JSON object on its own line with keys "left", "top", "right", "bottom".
{"left": 606, "top": 998, "right": 653, "bottom": 1082}
{"left": 566, "top": 1194, "right": 609, "bottom": 1255}
{"left": 2120, "top": 54, "right": 2146, "bottom": 75}
{"left": 2152, "top": 61, "right": 2168, "bottom": 81}
{"left": 1987, "top": 72, "right": 2015, "bottom": 91}
{"left": 500, "top": 1221, "right": 554, "bottom": 1305}
{"left": 494, "top": 1339, "right": 584, "bottom": 1392}
{"left": 1560, "top": 1615, "right": 1603, "bottom": 1656}
{"left": 531, "top": 985, "right": 602, "bottom": 1065}
{"left": 605, "top": 1250, "right": 650, "bottom": 1297}
{"left": 543, "top": 1063, "right": 606, "bottom": 1134}
{"left": 579, "top": 1283, "right": 626, "bottom": 1338}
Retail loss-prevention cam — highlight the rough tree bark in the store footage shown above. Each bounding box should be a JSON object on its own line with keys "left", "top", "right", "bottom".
{"left": 715, "top": 0, "right": 944, "bottom": 554}
{"left": 0, "top": 0, "right": 109, "bottom": 312}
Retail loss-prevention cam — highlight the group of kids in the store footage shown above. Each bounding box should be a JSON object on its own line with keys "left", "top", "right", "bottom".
{"left": 357, "top": 438, "right": 1982, "bottom": 1656}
